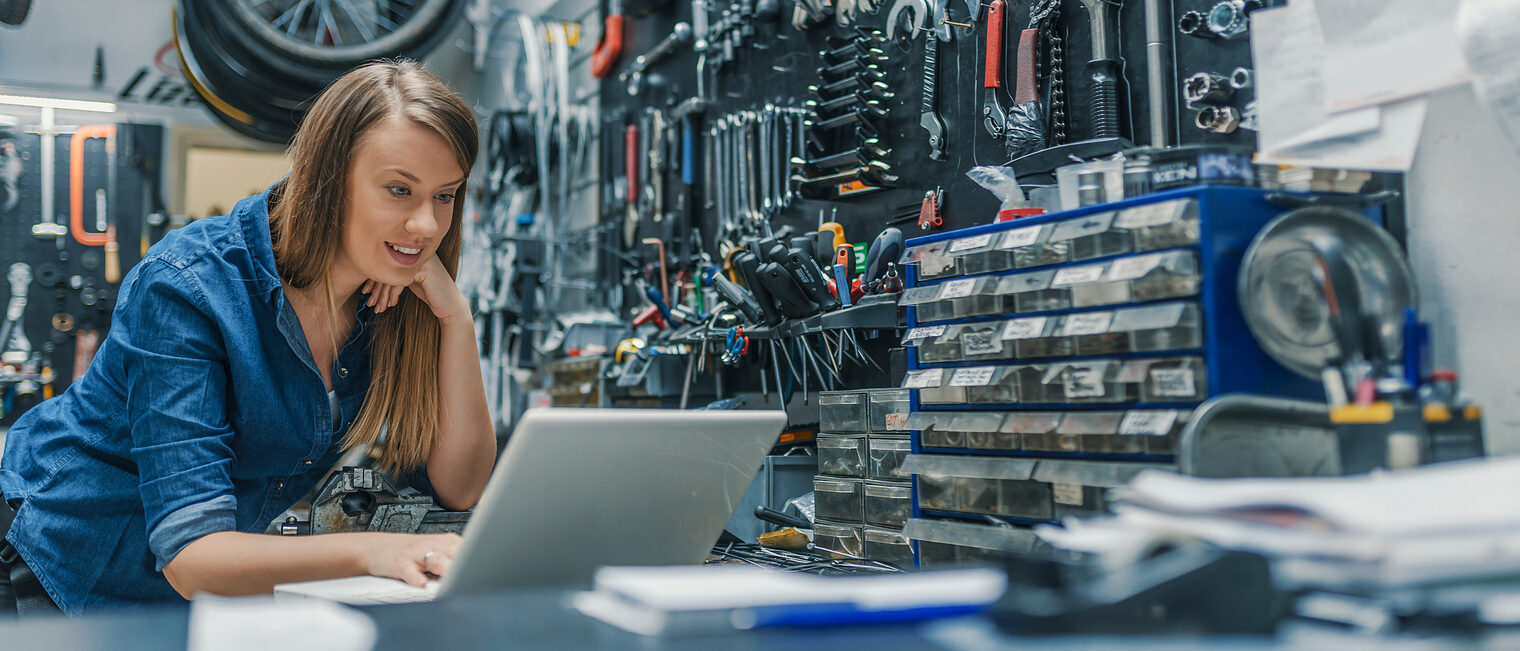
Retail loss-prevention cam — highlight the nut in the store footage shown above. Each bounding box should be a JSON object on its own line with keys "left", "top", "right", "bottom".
{"left": 1195, "top": 106, "right": 1241, "bottom": 134}
{"left": 1184, "top": 72, "right": 1234, "bottom": 104}
{"left": 1230, "top": 67, "right": 1253, "bottom": 90}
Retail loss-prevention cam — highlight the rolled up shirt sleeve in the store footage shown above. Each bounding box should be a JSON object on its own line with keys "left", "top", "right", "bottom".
{"left": 120, "top": 260, "right": 239, "bottom": 571}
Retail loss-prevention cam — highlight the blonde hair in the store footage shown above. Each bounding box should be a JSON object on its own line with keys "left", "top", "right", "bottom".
{"left": 269, "top": 59, "right": 479, "bottom": 473}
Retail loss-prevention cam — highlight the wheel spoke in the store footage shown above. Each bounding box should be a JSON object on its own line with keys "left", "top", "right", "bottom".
{"left": 333, "top": 0, "right": 376, "bottom": 41}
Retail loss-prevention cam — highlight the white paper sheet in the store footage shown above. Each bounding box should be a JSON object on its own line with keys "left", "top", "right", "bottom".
{"left": 1457, "top": 0, "right": 1520, "bottom": 156}
{"left": 188, "top": 595, "right": 377, "bottom": 651}
{"left": 1315, "top": 0, "right": 1472, "bottom": 112}
{"left": 1252, "top": 0, "right": 1428, "bottom": 171}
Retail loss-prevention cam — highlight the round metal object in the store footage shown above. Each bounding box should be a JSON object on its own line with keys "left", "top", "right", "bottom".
{"left": 80, "top": 250, "right": 102, "bottom": 272}
{"left": 1238, "top": 206, "right": 1416, "bottom": 380}
{"left": 51, "top": 312, "right": 74, "bottom": 333}
{"left": 1206, "top": 0, "right": 1248, "bottom": 39}
{"left": 81, "top": 286, "right": 98, "bottom": 307}
{"left": 35, "top": 262, "right": 61, "bottom": 288}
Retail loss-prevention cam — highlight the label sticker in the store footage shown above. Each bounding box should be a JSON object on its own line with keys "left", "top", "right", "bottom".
{"left": 904, "top": 368, "right": 945, "bottom": 388}
{"left": 884, "top": 412, "right": 910, "bottom": 431}
{"left": 1107, "top": 253, "right": 1164, "bottom": 281}
{"left": 1063, "top": 365, "right": 1107, "bottom": 398}
{"left": 905, "top": 325, "right": 948, "bottom": 341}
{"left": 1116, "top": 201, "right": 1182, "bottom": 228}
{"left": 938, "top": 278, "right": 977, "bottom": 299}
{"left": 1062, "top": 312, "right": 1115, "bottom": 336}
{"left": 1150, "top": 368, "right": 1198, "bottom": 397}
{"left": 949, "top": 366, "right": 997, "bottom": 387}
{"left": 999, "top": 226, "right": 1042, "bottom": 250}
{"left": 1002, "top": 316, "right": 1049, "bottom": 340}
{"left": 949, "top": 233, "right": 995, "bottom": 252}
{"left": 1053, "top": 482, "right": 1086, "bottom": 506}
{"left": 1052, "top": 265, "right": 1105, "bottom": 287}
{"left": 1120, "top": 410, "right": 1180, "bottom": 436}
{"left": 920, "top": 255, "right": 957, "bottom": 277}
{"left": 961, "top": 327, "right": 1005, "bottom": 356}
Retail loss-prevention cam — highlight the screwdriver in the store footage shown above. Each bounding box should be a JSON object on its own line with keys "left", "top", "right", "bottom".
{"left": 819, "top": 221, "right": 846, "bottom": 249}
{"left": 863, "top": 227, "right": 905, "bottom": 288}
{"left": 706, "top": 267, "right": 765, "bottom": 324}
{"left": 735, "top": 251, "right": 784, "bottom": 326}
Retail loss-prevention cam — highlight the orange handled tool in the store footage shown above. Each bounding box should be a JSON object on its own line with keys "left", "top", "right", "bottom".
{"left": 71, "top": 125, "right": 121, "bottom": 284}
{"left": 591, "top": 0, "right": 625, "bottom": 79}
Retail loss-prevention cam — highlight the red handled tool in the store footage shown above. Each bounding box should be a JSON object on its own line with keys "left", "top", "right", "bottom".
{"left": 981, "top": 0, "right": 1008, "bottom": 139}
{"left": 591, "top": 0, "right": 625, "bottom": 79}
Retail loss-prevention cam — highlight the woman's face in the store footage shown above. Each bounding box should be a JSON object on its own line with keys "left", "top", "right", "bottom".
{"left": 336, "top": 116, "right": 466, "bottom": 289}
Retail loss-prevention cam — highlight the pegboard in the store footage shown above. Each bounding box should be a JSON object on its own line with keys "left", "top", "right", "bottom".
{"left": 599, "top": 0, "right": 1260, "bottom": 280}
{"left": 0, "top": 122, "right": 162, "bottom": 423}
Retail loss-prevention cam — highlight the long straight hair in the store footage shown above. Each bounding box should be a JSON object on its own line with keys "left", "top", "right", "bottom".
{"left": 269, "top": 59, "right": 479, "bottom": 473}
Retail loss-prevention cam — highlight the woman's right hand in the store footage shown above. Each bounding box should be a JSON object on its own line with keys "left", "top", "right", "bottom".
{"left": 363, "top": 532, "right": 463, "bottom": 587}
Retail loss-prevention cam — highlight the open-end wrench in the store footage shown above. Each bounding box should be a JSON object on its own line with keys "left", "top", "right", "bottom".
{"left": 791, "top": 140, "right": 890, "bottom": 173}
{"left": 886, "top": 0, "right": 929, "bottom": 41}
{"left": 619, "top": 22, "right": 693, "bottom": 95}
{"left": 816, "top": 56, "right": 880, "bottom": 80}
{"left": 981, "top": 0, "right": 1008, "bottom": 139}
{"left": 921, "top": 23, "right": 948, "bottom": 160}
{"left": 809, "top": 106, "right": 888, "bottom": 132}
{"left": 822, "top": 40, "right": 886, "bottom": 63}
{"left": 809, "top": 72, "right": 889, "bottom": 99}
{"left": 806, "top": 90, "right": 885, "bottom": 116}
{"left": 1079, "top": 0, "right": 1126, "bottom": 139}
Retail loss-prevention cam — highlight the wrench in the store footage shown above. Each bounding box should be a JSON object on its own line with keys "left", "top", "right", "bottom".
{"left": 619, "top": 22, "right": 693, "bottom": 95}
{"left": 921, "top": 23, "right": 948, "bottom": 160}
{"left": 981, "top": 0, "right": 1008, "bottom": 139}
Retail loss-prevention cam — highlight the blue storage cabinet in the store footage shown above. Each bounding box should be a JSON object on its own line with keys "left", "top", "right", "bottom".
{"left": 897, "top": 186, "right": 1372, "bottom": 566}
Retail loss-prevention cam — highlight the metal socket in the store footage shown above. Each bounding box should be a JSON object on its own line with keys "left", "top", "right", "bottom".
{"left": 1178, "top": 10, "right": 1211, "bottom": 37}
{"left": 1230, "top": 67, "right": 1253, "bottom": 90}
{"left": 1207, "top": 0, "right": 1249, "bottom": 39}
{"left": 1195, "top": 106, "right": 1241, "bottom": 134}
{"left": 1184, "top": 72, "right": 1234, "bottom": 105}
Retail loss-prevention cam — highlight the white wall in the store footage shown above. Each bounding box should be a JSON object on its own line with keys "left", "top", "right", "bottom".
{"left": 1406, "top": 84, "right": 1520, "bottom": 453}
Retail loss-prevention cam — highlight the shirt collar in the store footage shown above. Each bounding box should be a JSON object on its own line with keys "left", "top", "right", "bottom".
{"left": 238, "top": 181, "right": 285, "bottom": 298}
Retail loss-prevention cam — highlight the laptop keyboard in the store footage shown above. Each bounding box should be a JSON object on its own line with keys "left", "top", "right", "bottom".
{"left": 349, "top": 580, "right": 441, "bottom": 604}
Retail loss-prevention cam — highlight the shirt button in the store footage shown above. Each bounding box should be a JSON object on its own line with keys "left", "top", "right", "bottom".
{"left": 336, "top": 367, "right": 349, "bottom": 379}
{"left": 303, "top": 458, "right": 313, "bottom": 466}
{"left": 273, "top": 480, "right": 285, "bottom": 491}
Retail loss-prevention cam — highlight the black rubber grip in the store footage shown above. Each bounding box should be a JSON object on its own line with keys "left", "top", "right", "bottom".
{"left": 785, "top": 250, "right": 840, "bottom": 312}
{"left": 736, "top": 252, "right": 784, "bottom": 326}
{"left": 711, "top": 272, "right": 765, "bottom": 324}
{"left": 759, "top": 262, "right": 817, "bottom": 318}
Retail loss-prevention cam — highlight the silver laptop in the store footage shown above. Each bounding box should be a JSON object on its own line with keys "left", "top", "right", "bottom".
{"left": 274, "top": 407, "right": 787, "bottom": 605}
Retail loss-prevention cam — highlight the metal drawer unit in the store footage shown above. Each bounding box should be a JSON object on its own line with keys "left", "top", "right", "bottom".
{"left": 896, "top": 186, "right": 1379, "bottom": 566}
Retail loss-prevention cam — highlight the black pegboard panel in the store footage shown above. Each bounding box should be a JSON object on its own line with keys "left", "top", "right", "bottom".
{"left": 599, "top": 0, "right": 1257, "bottom": 289}
{"left": 0, "top": 123, "right": 160, "bottom": 422}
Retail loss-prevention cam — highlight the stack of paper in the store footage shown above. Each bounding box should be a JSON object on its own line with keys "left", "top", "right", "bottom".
{"left": 571, "top": 565, "right": 1005, "bottom": 636}
{"left": 1038, "top": 456, "right": 1520, "bottom": 591}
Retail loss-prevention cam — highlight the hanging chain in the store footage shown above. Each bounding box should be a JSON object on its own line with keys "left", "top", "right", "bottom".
{"left": 1043, "top": 1, "right": 1067, "bottom": 144}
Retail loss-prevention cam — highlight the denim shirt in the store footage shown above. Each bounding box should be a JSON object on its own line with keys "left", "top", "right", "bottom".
{"left": 0, "top": 187, "right": 397, "bottom": 615}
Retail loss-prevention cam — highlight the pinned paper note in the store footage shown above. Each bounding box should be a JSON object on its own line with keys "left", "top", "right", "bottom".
{"left": 1458, "top": 0, "right": 1520, "bottom": 156}
{"left": 1315, "top": 0, "right": 1470, "bottom": 113}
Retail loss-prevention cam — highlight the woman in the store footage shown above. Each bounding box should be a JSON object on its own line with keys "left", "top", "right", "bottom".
{"left": 0, "top": 60, "right": 496, "bottom": 616}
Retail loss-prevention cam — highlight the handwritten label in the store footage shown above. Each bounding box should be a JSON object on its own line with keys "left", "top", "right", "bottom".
{"left": 1120, "top": 410, "right": 1180, "bottom": 436}
{"left": 949, "top": 366, "right": 997, "bottom": 387}
{"left": 961, "top": 327, "right": 1005, "bottom": 356}
{"left": 1150, "top": 368, "right": 1198, "bottom": 397}
{"left": 905, "top": 325, "right": 948, "bottom": 341}
{"left": 1063, "top": 366, "right": 1107, "bottom": 398}
{"left": 1062, "top": 312, "right": 1115, "bottom": 336}
{"left": 1052, "top": 265, "right": 1106, "bottom": 287}
{"left": 1116, "top": 201, "right": 1183, "bottom": 228}
{"left": 884, "top": 412, "right": 910, "bottom": 431}
{"left": 1107, "top": 254, "right": 1164, "bottom": 281}
{"left": 938, "top": 278, "right": 977, "bottom": 299}
{"left": 903, "top": 368, "right": 945, "bottom": 388}
{"left": 998, "top": 226, "right": 1043, "bottom": 250}
{"left": 1002, "top": 316, "right": 1048, "bottom": 340}
{"left": 949, "top": 233, "right": 995, "bottom": 253}
{"left": 1053, "top": 482, "right": 1086, "bottom": 506}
